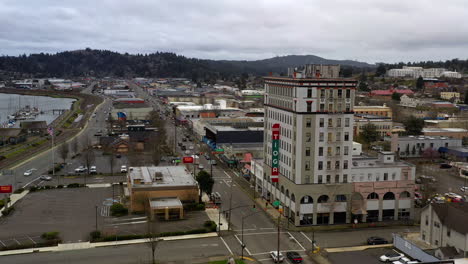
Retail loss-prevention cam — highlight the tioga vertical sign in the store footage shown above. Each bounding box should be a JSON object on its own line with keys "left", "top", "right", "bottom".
{"left": 271, "top": 123, "right": 280, "bottom": 182}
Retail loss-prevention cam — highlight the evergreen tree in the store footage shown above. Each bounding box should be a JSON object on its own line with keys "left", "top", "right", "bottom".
{"left": 416, "top": 76, "right": 424, "bottom": 90}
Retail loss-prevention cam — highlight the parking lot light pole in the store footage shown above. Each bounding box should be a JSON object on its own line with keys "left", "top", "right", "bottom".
{"left": 95, "top": 205, "right": 98, "bottom": 230}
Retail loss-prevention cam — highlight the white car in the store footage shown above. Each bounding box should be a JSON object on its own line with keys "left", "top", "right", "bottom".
{"left": 270, "top": 251, "right": 284, "bottom": 263}
{"left": 198, "top": 164, "right": 204, "bottom": 170}
{"left": 380, "top": 252, "right": 404, "bottom": 262}
{"left": 189, "top": 146, "right": 194, "bottom": 150}
{"left": 89, "top": 166, "right": 97, "bottom": 174}
{"left": 75, "top": 166, "right": 88, "bottom": 173}
{"left": 121, "top": 165, "right": 128, "bottom": 173}
{"left": 39, "top": 175, "right": 52, "bottom": 181}
{"left": 23, "top": 169, "right": 34, "bottom": 176}
{"left": 460, "top": 186, "right": 468, "bottom": 193}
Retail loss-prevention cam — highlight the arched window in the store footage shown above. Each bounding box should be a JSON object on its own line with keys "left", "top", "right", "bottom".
{"left": 318, "top": 195, "right": 329, "bottom": 203}
{"left": 286, "top": 189, "right": 290, "bottom": 198}
{"left": 383, "top": 192, "right": 395, "bottom": 200}
{"left": 335, "top": 195, "right": 347, "bottom": 202}
{"left": 280, "top": 186, "right": 284, "bottom": 194}
{"left": 291, "top": 194, "right": 296, "bottom": 202}
{"left": 399, "top": 191, "right": 411, "bottom": 199}
{"left": 300, "top": 195, "right": 313, "bottom": 204}
{"left": 367, "top": 192, "right": 379, "bottom": 200}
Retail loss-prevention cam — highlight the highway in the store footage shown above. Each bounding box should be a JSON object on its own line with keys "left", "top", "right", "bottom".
{"left": 0, "top": 84, "right": 120, "bottom": 190}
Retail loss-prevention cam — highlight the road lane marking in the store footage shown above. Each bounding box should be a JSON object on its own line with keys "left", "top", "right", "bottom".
{"left": 23, "top": 177, "right": 40, "bottom": 188}
{"left": 300, "top": 231, "right": 312, "bottom": 243}
{"left": 260, "top": 227, "right": 275, "bottom": 230}
{"left": 219, "top": 237, "right": 233, "bottom": 255}
{"left": 27, "top": 236, "right": 37, "bottom": 244}
{"left": 224, "top": 171, "right": 230, "bottom": 177}
{"left": 108, "top": 220, "right": 147, "bottom": 226}
{"left": 238, "top": 231, "right": 289, "bottom": 236}
{"left": 234, "top": 234, "right": 252, "bottom": 255}
{"left": 13, "top": 238, "right": 21, "bottom": 245}
{"left": 288, "top": 232, "right": 306, "bottom": 251}
{"left": 233, "top": 229, "right": 257, "bottom": 232}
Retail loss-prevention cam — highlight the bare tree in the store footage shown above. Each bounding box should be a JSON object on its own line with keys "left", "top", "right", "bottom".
{"left": 58, "top": 143, "right": 69, "bottom": 164}
{"left": 70, "top": 138, "right": 78, "bottom": 157}
{"left": 146, "top": 218, "right": 159, "bottom": 264}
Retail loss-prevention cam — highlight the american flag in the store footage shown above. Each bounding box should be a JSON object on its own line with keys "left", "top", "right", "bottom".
{"left": 47, "top": 127, "right": 54, "bottom": 136}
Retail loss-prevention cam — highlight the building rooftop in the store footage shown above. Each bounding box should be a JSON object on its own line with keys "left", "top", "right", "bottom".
{"left": 149, "top": 197, "right": 183, "bottom": 209}
{"left": 128, "top": 166, "right": 196, "bottom": 188}
{"left": 431, "top": 202, "right": 468, "bottom": 235}
{"left": 423, "top": 128, "right": 468, "bottom": 133}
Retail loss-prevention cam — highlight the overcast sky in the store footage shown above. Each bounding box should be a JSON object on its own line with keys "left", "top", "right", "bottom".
{"left": 1, "top": 0, "right": 467, "bottom": 63}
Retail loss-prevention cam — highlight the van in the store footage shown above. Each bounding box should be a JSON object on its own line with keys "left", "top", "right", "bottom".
{"left": 210, "top": 192, "right": 222, "bottom": 205}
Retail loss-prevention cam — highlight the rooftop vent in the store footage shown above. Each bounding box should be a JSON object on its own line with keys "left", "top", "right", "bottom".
{"left": 154, "top": 172, "right": 163, "bottom": 182}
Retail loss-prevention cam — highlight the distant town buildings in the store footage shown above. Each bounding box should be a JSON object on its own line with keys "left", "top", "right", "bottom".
{"left": 387, "top": 66, "right": 462, "bottom": 79}
{"left": 354, "top": 104, "right": 392, "bottom": 118}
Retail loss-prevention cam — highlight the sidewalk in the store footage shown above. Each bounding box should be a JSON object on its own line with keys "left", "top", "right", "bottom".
{"left": 0, "top": 190, "right": 29, "bottom": 216}
{"left": 325, "top": 244, "right": 392, "bottom": 253}
{"left": 0, "top": 232, "right": 218, "bottom": 256}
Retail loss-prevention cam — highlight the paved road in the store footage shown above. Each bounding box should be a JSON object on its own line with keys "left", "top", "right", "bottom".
{"left": 0, "top": 237, "right": 231, "bottom": 264}
{"left": 0, "top": 85, "right": 123, "bottom": 191}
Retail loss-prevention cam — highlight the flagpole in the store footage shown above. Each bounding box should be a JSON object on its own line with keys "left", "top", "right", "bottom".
{"left": 51, "top": 127, "right": 55, "bottom": 180}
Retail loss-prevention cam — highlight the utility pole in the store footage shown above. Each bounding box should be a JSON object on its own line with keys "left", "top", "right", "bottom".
{"left": 277, "top": 214, "right": 281, "bottom": 261}
{"left": 227, "top": 178, "right": 233, "bottom": 231}
{"left": 95, "top": 205, "right": 98, "bottom": 230}
{"left": 174, "top": 119, "right": 177, "bottom": 154}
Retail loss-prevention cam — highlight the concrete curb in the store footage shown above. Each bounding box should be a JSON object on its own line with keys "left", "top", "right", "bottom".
{"left": 0, "top": 232, "right": 218, "bottom": 256}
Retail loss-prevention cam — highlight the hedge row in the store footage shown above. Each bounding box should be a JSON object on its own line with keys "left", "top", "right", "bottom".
{"left": 29, "top": 183, "right": 85, "bottom": 192}
{"left": 91, "top": 223, "right": 216, "bottom": 242}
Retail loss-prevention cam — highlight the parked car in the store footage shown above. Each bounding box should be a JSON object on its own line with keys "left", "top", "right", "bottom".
{"left": 75, "top": 166, "right": 88, "bottom": 173}
{"left": 415, "top": 175, "right": 436, "bottom": 184}
{"left": 116, "top": 153, "right": 122, "bottom": 158}
{"left": 182, "top": 138, "right": 187, "bottom": 142}
{"left": 379, "top": 252, "right": 404, "bottom": 262}
{"left": 440, "top": 163, "right": 452, "bottom": 169}
{"left": 23, "top": 169, "right": 34, "bottom": 176}
{"left": 270, "top": 251, "right": 284, "bottom": 263}
{"left": 39, "top": 175, "right": 52, "bottom": 181}
{"left": 89, "top": 166, "right": 97, "bottom": 174}
{"left": 367, "top": 236, "right": 388, "bottom": 245}
{"left": 204, "top": 154, "right": 211, "bottom": 160}
{"left": 460, "top": 186, "right": 468, "bottom": 193}
{"left": 210, "top": 192, "right": 222, "bottom": 205}
{"left": 286, "top": 251, "right": 303, "bottom": 263}
{"left": 120, "top": 165, "right": 128, "bottom": 173}
{"left": 444, "top": 192, "right": 464, "bottom": 203}
{"left": 189, "top": 146, "right": 194, "bottom": 150}
{"left": 198, "top": 164, "right": 204, "bottom": 170}
{"left": 210, "top": 160, "right": 217, "bottom": 165}
{"left": 392, "top": 257, "right": 419, "bottom": 264}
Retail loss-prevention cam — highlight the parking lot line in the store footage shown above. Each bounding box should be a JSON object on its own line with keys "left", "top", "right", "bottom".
{"left": 0, "top": 240, "right": 6, "bottom": 247}
{"left": 27, "top": 236, "right": 37, "bottom": 244}
{"left": 109, "top": 220, "right": 147, "bottom": 226}
{"left": 13, "top": 238, "right": 20, "bottom": 245}
{"left": 237, "top": 231, "right": 289, "bottom": 236}
{"left": 288, "top": 232, "right": 306, "bottom": 251}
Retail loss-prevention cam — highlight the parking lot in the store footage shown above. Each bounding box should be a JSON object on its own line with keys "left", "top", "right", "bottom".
{"left": 0, "top": 187, "right": 117, "bottom": 242}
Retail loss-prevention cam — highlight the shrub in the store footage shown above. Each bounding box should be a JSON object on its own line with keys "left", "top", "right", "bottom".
{"left": 57, "top": 185, "right": 64, "bottom": 189}
{"left": 183, "top": 203, "right": 205, "bottom": 211}
{"left": 90, "top": 230, "right": 101, "bottom": 241}
{"left": 1, "top": 206, "right": 15, "bottom": 216}
{"left": 204, "top": 220, "right": 217, "bottom": 232}
{"left": 110, "top": 203, "right": 128, "bottom": 217}
{"left": 41, "top": 231, "right": 60, "bottom": 240}
{"left": 67, "top": 183, "right": 80, "bottom": 188}
{"left": 29, "top": 186, "right": 38, "bottom": 192}
{"left": 13, "top": 188, "right": 24, "bottom": 194}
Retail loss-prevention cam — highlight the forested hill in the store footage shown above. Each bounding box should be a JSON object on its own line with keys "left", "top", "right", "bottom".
{"left": 0, "top": 48, "right": 374, "bottom": 79}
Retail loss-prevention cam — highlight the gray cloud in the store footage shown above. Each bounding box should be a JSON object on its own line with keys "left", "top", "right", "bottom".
{"left": 0, "top": 0, "right": 467, "bottom": 63}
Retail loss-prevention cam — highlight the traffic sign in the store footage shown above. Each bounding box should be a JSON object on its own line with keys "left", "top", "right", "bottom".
{"left": 0, "top": 185, "right": 13, "bottom": 193}
{"left": 183, "top": 156, "right": 194, "bottom": 163}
